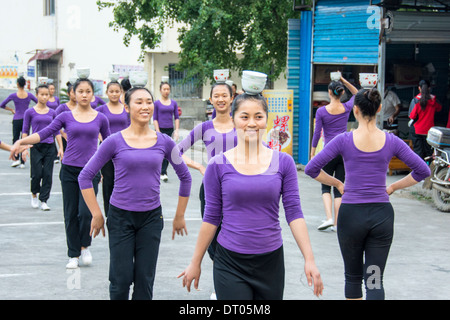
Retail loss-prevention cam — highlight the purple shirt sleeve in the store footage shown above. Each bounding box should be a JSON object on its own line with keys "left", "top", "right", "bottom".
{"left": 202, "top": 159, "right": 223, "bottom": 227}
{"left": 280, "top": 153, "right": 304, "bottom": 224}
{"left": 22, "top": 109, "right": 32, "bottom": 134}
{"left": 79, "top": 136, "right": 116, "bottom": 190}
{"left": 29, "top": 93, "right": 38, "bottom": 104}
{"left": 173, "top": 100, "right": 179, "bottom": 120}
{"left": 343, "top": 95, "right": 355, "bottom": 112}
{"left": 391, "top": 135, "right": 431, "bottom": 182}
{"left": 98, "top": 113, "right": 111, "bottom": 141}
{"left": 37, "top": 113, "right": 65, "bottom": 142}
{"left": 311, "top": 109, "right": 324, "bottom": 148}
{"left": 163, "top": 135, "right": 192, "bottom": 197}
{"left": 305, "top": 133, "right": 343, "bottom": 179}
{"left": 0, "top": 94, "right": 14, "bottom": 108}
{"left": 177, "top": 122, "right": 203, "bottom": 155}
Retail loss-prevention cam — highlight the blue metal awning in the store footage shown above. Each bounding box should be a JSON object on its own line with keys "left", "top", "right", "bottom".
{"left": 313, "top": 0, "right": 380, "bottom": 65}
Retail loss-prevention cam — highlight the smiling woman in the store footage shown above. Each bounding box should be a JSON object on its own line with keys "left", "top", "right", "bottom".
{"left": 78, "top": 86, "right": 192, "bottom": 300}
{"left": 179, "top": 93, "right": 324, "bottom": 300}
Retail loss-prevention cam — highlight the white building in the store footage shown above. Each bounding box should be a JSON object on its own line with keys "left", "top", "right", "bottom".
{"left": 0, "top": 0, "right": 143, "bottom": 96}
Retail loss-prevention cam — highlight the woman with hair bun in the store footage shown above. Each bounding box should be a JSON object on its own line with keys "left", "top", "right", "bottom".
{"left": 409, "top": 80, "right": 442, "bottom": 161}
{"left": 0, "top": 76, "right": 37, "bottom": 167}
{"left": 305, "top": 88, "right": 430, "bottom": 300}
{"left": 310, "top": 75, "right": 358, "bottom": 231}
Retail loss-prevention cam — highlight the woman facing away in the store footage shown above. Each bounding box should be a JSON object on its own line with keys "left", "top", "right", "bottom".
{"left": 310, "top": 76, "right": 358, "bottom": 231}
{"left": 409, "top": 79, "right": 442, "bottom": 162}
{"left": 305, "top": 88, "right": 431, "bottom": 300}
{"left": 0, "top": 76, "right": 37, "bottom": 168}
{"left": 11, "top": 78, "right": 111, "bottom": 269}
{"left": 79, "top": 86, "right": 191, "bottom": 300}
{"left": 153, "top": 82, "right": 180, "bottom": 182}
{"left": 179, "top": 92, "right": 323, "bottom": 300}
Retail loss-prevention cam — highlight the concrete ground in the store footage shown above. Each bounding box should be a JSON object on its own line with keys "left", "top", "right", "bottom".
{"left": 0, "top": 90, "right": 449, "bottom": 302}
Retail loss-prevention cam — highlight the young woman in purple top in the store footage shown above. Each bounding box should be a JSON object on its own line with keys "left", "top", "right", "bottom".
{"left": 153, "top": 82, "right": 180, "bottom": 182}
{"left": 1, "top": 76, "right": 37, "bottom": 168}
{"left": 311, "top": 77, "right": 358, "bottom": 231}
{"left": 46, "top": 83, "right": 60, "bottom": 110}
{"left": 178, "top": 82, "right": 236, "bottom": 287}
{"left": 304, "top": 88, "right": 431, "bottom": 300}
{"left": 11, "top": 78, "right": 111, "bottom": 269}
{"left": 22, "top": 84, "right": 63, "bottom": 211}
{"left": 79, "top": 87, "right": 191, "bottom": 300}
{"left": 179, "top": 93, "right": 323, "bottom": 300}
{"left": 96, "top": 81, "right": 130, "bottom": 216}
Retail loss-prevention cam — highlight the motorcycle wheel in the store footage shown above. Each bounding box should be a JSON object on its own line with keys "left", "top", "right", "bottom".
{"left": 432, "top": 169, "right": 450, "bottom": 212}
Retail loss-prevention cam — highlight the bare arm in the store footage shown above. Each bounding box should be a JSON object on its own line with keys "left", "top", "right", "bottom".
{"left": 289, "top": 218, "right": 324, "bottom": 297}
{"left": 177, "top": 222, "right": 218, "bottom": 292}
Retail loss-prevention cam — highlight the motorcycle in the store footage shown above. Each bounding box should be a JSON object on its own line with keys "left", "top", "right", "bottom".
{"left": 426, "top": 127, "right": 450, "bottom": 212}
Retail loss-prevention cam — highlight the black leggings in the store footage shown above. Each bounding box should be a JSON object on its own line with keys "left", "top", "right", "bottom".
{"left": 321, "top": 155, "right": 345, "bottom": 198}
{"left": 337, "top": 203, "right": 394, "bottom": 300}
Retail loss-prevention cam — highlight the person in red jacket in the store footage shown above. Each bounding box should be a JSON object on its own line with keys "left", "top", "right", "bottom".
{"left": 410, "top": 80, "right": 442, "bottom": 161}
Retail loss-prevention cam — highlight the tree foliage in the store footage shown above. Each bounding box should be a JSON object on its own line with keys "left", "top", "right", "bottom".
{"left": 97, "top": 0, "right": 304, "bottom": 84}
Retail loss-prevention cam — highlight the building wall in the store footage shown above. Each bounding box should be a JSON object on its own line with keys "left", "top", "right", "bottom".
{"left": 0, "top": 0, "right": 143, "bottom": 94}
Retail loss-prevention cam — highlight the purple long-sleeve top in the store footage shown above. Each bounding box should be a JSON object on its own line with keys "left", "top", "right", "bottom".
{"left": 311, "top": 96, "right": 355, "bottom": 148}
{"left": 153, "top": 100, "right": 179, "bottom": 129}
{"left": 37, "top": 111, "right": 110, "bottom": 167}
{"left": 79, "top": 132, "right": 191, "bottom": 212}
{"left": 22, "top": 108, "right": 60, "bottom": 144}
{"left": 1, "top": 93, "right": 38, "bottom": 120}
{"left": 96, "top": 104, "right": 130, "bottom": 134}
{"left": 305, "top": 131, "right": 431, "bottom": 204}
{"left": 46, "top": 97, "right": 60, "bottom": 110}
{"left": 177, "top": 120, "right": 237, "bottom": 162}
{"left": 203, "top": 151, "right": 304, "bottom": 254}
{"left": 55, "top": 103, "right": 71, "bottom": 115}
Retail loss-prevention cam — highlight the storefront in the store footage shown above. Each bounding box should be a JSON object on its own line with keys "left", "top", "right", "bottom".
{"left": 288, "top": 0, "right": 450, "bottom": 165}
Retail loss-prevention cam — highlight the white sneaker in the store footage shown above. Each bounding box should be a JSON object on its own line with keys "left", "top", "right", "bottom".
{"left": 318, "top": 218, "right": 334, "bottom": 231}
{"left": 161, "top": 174, "right": 168, "bottom": 182}
{"left": 66, "top": 257, "right": 79, "bottom": 269}
{"left": 40, "top": 202, "right": 50, "bottom": 211}
{"left": 210, "top": 292, "right": 217, "bottom": 300}
{"left": 18, "top": 164, "right": 25, "bottom": 169}
{"left": 80, "top": 248, "right": 92, "bottom": 266}
{"left": 31, "top": 196, "right": 39, "bottom": 209}
{"left": 11, "top": 160, "right": 21, "bottom": 167}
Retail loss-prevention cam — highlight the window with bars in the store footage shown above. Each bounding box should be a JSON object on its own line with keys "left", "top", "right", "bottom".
{"left": 167, "top": 64, "right": 202, "bottom": 99}
{"left": 43, "top": 0, "right": 55, "bottom": 16}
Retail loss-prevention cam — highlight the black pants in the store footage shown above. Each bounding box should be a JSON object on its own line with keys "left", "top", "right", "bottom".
{"left": 321, "top": 155, "right": 345, "bottom": 198}
{"left": 337, "top": 203, "right": 394, "bottom": 300}
{"left": 107, "top": 204, "right": 164, "bottom": 300}
{"left": 159, "top": 128, "right": 173, "bottom": 175}
{"left": 12, "top": 119, "right": 24, "bottom": 163}
{"left": 199, "top": 183, "right": 221, "bottom": 260}
{"left": 30, "top": 143, "right": 56, "bottom": 202}
{"left": 213, "top": 244, "right": 285, "bottom": 300}
{"left": 413, "top": 133, "right": 432, "bottom": 161}
{"left": 101, "top": 160, "right": 115, "bottom": 216}
{"left": 59, "top": 164, "right": 100, "bottom": 258}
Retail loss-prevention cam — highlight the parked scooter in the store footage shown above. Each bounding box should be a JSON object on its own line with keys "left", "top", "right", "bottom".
{"left": 426, "top": 127, "right": 450, "bottom": 212}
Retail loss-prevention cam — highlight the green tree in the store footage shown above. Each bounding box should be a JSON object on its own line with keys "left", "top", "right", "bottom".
{"left": 97, "top": 0, "right": 308, "bottom": 84}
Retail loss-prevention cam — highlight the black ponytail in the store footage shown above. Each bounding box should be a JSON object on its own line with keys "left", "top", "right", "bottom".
{"left": 419, "top": 80, "right": 431, "bottom": 111}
